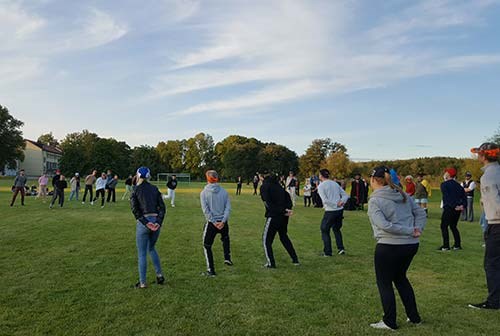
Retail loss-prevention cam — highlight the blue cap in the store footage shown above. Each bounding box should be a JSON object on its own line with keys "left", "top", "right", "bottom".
{"left": 136, "top": 167, "right": 151, "bottom": 179}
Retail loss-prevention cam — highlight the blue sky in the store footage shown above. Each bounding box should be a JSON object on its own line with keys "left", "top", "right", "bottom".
{"left": 1, "top": 0, "right": 499, "bottom": 160}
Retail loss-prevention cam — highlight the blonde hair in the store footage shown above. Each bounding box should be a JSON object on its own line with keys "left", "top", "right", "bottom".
{"left": 373, "top": 172, "right": 407, "bottom": 203}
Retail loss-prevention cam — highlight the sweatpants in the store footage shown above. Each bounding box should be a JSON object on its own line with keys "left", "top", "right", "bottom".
{"left": 106, "top": 188, "right": 116, "bottom": 202}
{"left": 50, "top": 189, "right": 65, "bottom": 207}
{"left": 11, "top": 187, "right": 25, "bottom": 205}
{"left": 485, "top": 224, "right": 500, "bottom": 308}
{"left": 202, "top": 222, "right": 231, "bottom": 273}
{"left": 94, "top": 189, "right": 105, "bottom": 206}
{"left": 82, "top": 185, "right": 93, "bottom": 202}
{"left": 375, "top": 243, "right": 421, "bottom": 329}
{"left": 462, "top": 197, "right": 474, "bottom": 222}
{"left": 441, "top": 207, "right": 462, "bottom": 248}
{"left": 321, "top": 209, "right": 345, "bottom": 255}
{"left": 262, "top": 216, "right": 299, "bottom": 267}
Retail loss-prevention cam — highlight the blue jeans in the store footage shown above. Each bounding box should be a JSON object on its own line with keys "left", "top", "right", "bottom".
{"left": 136, "top": 217, "right": 163, "bottom": 284}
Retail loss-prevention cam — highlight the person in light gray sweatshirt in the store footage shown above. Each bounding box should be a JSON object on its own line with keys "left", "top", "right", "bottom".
{"left": 367, "top": 166, "right": 426, "bottom": 331}
{"left": 200, "top": 170, "right": 232, "bottom": 277}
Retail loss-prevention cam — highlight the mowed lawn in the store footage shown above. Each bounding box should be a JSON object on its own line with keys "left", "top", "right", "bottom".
{"left": 0, "top": 179, "right": 497, "bottom": 336}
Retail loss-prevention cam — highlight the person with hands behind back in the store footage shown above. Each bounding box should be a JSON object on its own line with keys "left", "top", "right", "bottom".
{"left": 130, "top": 166, "right": 166, "bottom": 289}
{"left": 367, "top": 166, "right": 426, "bottom": 331}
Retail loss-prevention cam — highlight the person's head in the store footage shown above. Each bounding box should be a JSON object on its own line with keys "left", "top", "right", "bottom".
{"left": 443, "top": 168, "right": 457, "bottom": 181}
{"left": 56, "top": 169, "right": 61, "bottom": 175}
{"left": 405, "top": 175, "right": 413, "bottom": 183}
{"left": 114, "top": 175, "right": 118, "bottom": 180}
{"left": 92, "top": 170, "right": 97, "bottom": 176}
{"left": 205, "top": 170, "right": 219, "bottom": 184}
{"left": 306, "top": 179, "right": 311, "bottom": 185}
{"left": 416, "top": 173, "right": 424, "bottom": 182}
{"left": 319, "top": 169, "right": 330, "bottom": 181}
{"left": 136, "top": 167, "right": 151, "bottom": 185}
{"left": 370, "top": 166, "right": 407, "bottom": 202}
{"left": 75, "top": 172, "right": 79, "bottom": 178}
{"left": 289, "top": 171, "right": 294, "bottom": 177}
{"left": 101, "top": 172, "right": 107, "bottom": 179}
{"left": 20, "top": 169, "right": 25, "bottom": 176}
{"left": 465, "top": 172, "right": 472, "bottom": 180}
{"left": 471, "top": 142, "right": 499, "bottom": 165}
{"left": 172, "top": 174, "right": 177, "bottom": 180}
{"left": 354, "top": 173, "right": 361, "bottom": 180}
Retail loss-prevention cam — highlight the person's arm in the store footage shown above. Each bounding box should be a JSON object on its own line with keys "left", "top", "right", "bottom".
{"left": 339, "top": 185, "right": 349, "bottom": 204}
{"left": 200, "top": 191, "right": 215, "bottom": 223}
{"left": 465, "top": 181, "right": 476, "bottom": 192}
{"left": 411, "top": 198, "right": 427, "bottom": 231}
{"left": 130, "top": 189, "right": 148, "bottom": 225}
{"left": 367, "top": 199, "right": 414, "bottom": 235}
{"left": 260, "top": 184, "right": 271, "bottom": 209}
{"left": 156, "top": 189, "right": 166, "bottom": 225}
{"left": 222, "top": 192, "right": 231, "bottom": 223}
{"left": 318, "top": 184, "right": 334, "bottom": 208}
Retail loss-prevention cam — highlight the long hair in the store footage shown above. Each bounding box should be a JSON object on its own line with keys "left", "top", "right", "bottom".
{"left": 373, "top": 172, "right": 407, "bottom": 203}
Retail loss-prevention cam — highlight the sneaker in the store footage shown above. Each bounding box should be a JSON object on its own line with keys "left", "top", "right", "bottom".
{"left": 320, "top": 253, "right": 332, "bottom": 257}
{"left": 406, "top": 318, "right": 422, "bottom": 325}
{"left": 101, "top": 205, "right": 104, "bottom": 209}
{"left": 156, "top": 275, "right": 165, "bottom": 285}
{"left": 452, "top": 246, "right": 463, "bottom": 250}
{"left": 369, "top": 320, "right": 395, "bottom": 331}
{"left": 224, "top": 260, "right": 233, "bottom": 266}
{"left": 437, "top": 246, "right": 450, "bottom": 251}
{"left": 468, "top": 301, "right": 500, "bottom": 310}
{"left": 201, "top": 271, "right": 216, "bottom": 277}
{"left": 90, "top": 201, "right": 94, "bottom": 205}
{"left": 134, "top": 282, "right": 147, "bottom": 289}
{"left": 263, "top": 263, "right": 276, "bottom": 269}
{"left": 82, "top": 201, "right": 85, "bottom": 204}
{"left": 293, "top": 261, "right": 301, "bottom": 266}
{"left": 171, "top": 204, "right": 175, "bottom": 208}
{"left": 49, "top": 204, "right": 53, "bottom": 209}
{"left": 338, "top": 249, "right": 346, "bottom": 255}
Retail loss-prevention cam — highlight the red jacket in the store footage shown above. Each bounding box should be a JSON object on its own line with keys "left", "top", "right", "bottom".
{"left": 405, "top": 181, "right": 416, "bottom": 196}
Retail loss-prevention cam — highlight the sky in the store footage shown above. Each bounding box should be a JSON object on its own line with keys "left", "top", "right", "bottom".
{"left": 1, "top": 0, "right": 500, "bottom": 161}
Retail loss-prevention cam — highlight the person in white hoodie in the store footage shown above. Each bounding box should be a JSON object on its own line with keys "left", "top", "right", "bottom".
{"left": 317, "top": 169, "right": 349, "bottom": 256}
{"left": 93, "top": 172, "right": 107, "bottom": 208}
{"left": 367, "top": 166, "right": 426, "bottom": 331}
{"left": 200, "top": 170, "right": 232, "bottom": 277}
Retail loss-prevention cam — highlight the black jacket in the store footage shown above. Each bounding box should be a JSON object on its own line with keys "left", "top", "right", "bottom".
{"left": 260, "top": 176, "right": 292, "bottom": 218}
{"left": 131, "top": 182, "right": 166, "bottom": 226}
{"left": 55, "top": 180, "right": 67, "bottom": 191}
{"left": 167, "top": 179, "right": 178, "bottom": 190}
{"left": 52, "top": 174, "right": 61, "bottom": 187}
{"left": 441, "top": 179, "right": 467, "bottom": 210}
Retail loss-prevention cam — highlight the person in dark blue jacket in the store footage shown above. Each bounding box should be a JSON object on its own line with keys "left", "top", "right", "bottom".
{"left": 438, "top": 168, "right": 467, "bottom": 251}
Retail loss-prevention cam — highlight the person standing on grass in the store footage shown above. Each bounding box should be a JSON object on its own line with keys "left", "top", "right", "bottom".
{"left": 200, "top": 170, "right": 232, "bottom": 277}
{"left": 122, "top": 175, "right": 133, "bottom": 200}
{"left": 318, "top": 169, "right": 349, "bottom": 256}
{"left": 130, "top": 166, "right": 166, "bottom": 289}
{"left": 82, "top": 170, "right": 97, "bottom": 205}
{"left": 50, "top": 175, "right": 68, "bottom": 208}
{"left": 252, "top": 173, "right": 259, "bottom": 195}
{"left": 285, "top": 171, "right": 297, "bottom": 206}
{"left": 461, "top": 172, "right": 476, "bottom": 222}
{"left": 405, "top": 175, "right": 416, "bottom": 197}
{"left": 350, "top": 173, "right": 366, "bottom": 210}
{"left": 165, "top": 175, "right": 177, "bottom": 207}
{"left": 303, "top": 179, "right": 312, "bottom": 207}
{"left": 94, "top": 172, "right": 107, "bottom": 208}
{"left": 468, "top": 143, "right": 500, "bottom": 310}
{"left": 438, "top": 168, "right": 467, "bottom": 251}
{"left": 52, "top": 169, "right": 61, "bottom": 190}
{"left": 414, "top": 173, "right": 432, "bottom": 216}
{"left": 236, "top": 176, "right": 242, "bottom": 195}
{"left": 105, "top": 169, "right": 113, "bottom": 202}
{"left": 69, "top": 173, "right": 80, "bottom": 201}
{"left": 367, "top": 166, "right": 426, "bottom": 331}
{"left": 106, "top": 175, "right": 118, "bottom": 203}
{"left": 260, "top": 171, "right": 299, "bottom": 268}
{"left": 10, "top": 169, "right": 27, "bottom": 207}
{"left": 37, "top": 173, "right": 49, "bottom": 202}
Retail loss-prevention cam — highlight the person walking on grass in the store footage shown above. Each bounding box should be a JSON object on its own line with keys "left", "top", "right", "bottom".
{"left": 285, "top": 171, "right": 297, "bottom": 206}
{"left": 414, "top": 173, "right": 432, "bottom": 216}
{"left": 69, "top": 173, "right": 80, "bottom": 201}
{"left": 318, "top": 169, "right": 349, "bottom": 256}
{"left": 461, "top": 172, "right": 476, "bottom": 222}
{"left": 94, "top": 172, "right": 107, "bottom": 208}
{"left": 303, "top": 179, "right": 312, "bottom": 207}
{"left": 106, "top": 175, "right": 118, "bottom": 203}
{"left": 200, "top": 170, "right": 232, "bottom": 277}
{"left": 50, "top": 175, "right": 68, "bottom": 208}
{"left": 164, "top": 175, "right": 177, "bottom": 207}
{"left": 122, "top": 175, "right": 133, "bottom": 200}
{"left": 37, "top": 172, "right": 49, "bottom": 202}
{"left": 236, "top": 176, "right": 242, "bottom": 195}
{"left": 468, "top": 143, "right": 500, "bottom": 310}
{"left": 367, "top": 166, "right": 426, "bottom": 331}
{"left": 260, "top": 171, "right": 299, "bottom": 268}
{"left": 130, "top": 166, "right": 166, "bottom": 289}
{"left": 252, "top": 173, "right": 259, "bottom": 195}
{"left": 10, "top": 169, "right": 27, "bottom": 207}
{"left": 82, "top": 170, "right": 97, "bottom": 205}
{"left": 438, "top": 168, "right": 467, "bottom": 251}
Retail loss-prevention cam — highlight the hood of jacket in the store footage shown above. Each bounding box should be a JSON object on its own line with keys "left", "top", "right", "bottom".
{"left": 204, "top": 183, "right": 221, "bottom": 193}
{"left": 370, "top": 185, "right": 405, "bottom": 203}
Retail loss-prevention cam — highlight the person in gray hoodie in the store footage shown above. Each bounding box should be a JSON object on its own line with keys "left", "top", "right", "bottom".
{"left": 367, "top": 166, "right": 426, "bottom": 331}
{"left": 200, "top": 170, "right": 232, "bottom": 277}
{"left": 10, "top": 169, "right": 27, "bottom": 206}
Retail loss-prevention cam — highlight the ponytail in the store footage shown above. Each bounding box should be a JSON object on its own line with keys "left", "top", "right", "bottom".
{"left": 384, "top": 172, "right": 407, "bottom": 203}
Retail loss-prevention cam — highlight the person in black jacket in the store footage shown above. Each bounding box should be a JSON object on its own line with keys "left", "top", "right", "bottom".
{"left": 106, "top": 175, "right": 118, "bottom": 203}
{"left": 50, "top": 175, "right": 67, "bottom": 208}
{"left": 130, "top": 167, "right": 166, "bottom": 288}
{"left": 260, "top": 171, "right": 299, "bottom": 268}
{"left": 165, "top": 175, "right": 177, "bottom": 207}
{"left": 52, "top": 169, "right": 61, "bottom": 190}
{"left": 350, "top": 173, "right": 367, "bottom": 210}
{"left": 438, "top": 168, "right": 467, "bottom": 251}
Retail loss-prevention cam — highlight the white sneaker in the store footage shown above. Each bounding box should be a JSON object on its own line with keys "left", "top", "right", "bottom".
{"left": 370, "top": 320, "right": 395, "bottom": 331}
{"left": 90, "top": 201, "right": 94, "bottom": 205}
{"left": 171, "top": 204, "right": 175, "bottom": 207}
{"left": 81, "top": 201, "right": 85, "bottom": 204}
{"left": 101, "top": 205, "right": 104, "bottom": 209}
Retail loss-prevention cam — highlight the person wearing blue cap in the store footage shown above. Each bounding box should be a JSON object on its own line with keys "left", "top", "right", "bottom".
{"left": 130, "top": 166, "right": 166, "bottom": 288}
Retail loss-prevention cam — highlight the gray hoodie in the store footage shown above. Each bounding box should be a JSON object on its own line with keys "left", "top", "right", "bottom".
{"left": 368, "top": 185, "right": 426, "bottom": 245}
{"left": 200, "top": 183, "right": 231, "bottom": 223}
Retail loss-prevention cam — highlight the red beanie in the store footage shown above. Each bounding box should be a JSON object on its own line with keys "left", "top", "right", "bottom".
{"left": 445, "top": 168, "right": 457, "bottom": 178}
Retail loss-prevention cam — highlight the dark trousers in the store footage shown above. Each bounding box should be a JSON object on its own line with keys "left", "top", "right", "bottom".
{"left": 441, "top": 207, "right": 462, "bottom": 248}
{"left": 462, "top": 197, "right": 474, "bottom": 222}
{"left": 253, "top": 184, "right": 258, "bottom": 195}
{"left": 94, "top": 189, "right": 105, "bottom": 206}
{"left": 262, "top": 216, "right": 298, "bottom": 267}
{"left": 203, "top": 222, "right": 231, "bottom": 273}
{"left": 11, "top": 187, "right": 25, "bottom": 205}
{"left": 321, "top": 210, "right": 345, "bottom": 255}
{"left": 304, "top": 196, "right": 311, "bottom": 207}
{"left": 50, "top": 189, "right": 65, "bottom": 207}
{"left": 375, "top": 243, "right": 421, "bottom": 329}
{"left": 485, "top": 224, "right": 500, "bottom": 308}
{"left": 236, "top": 185, "right": 242, "bottom": 195}
{"left": 82, "top": 185, "right": 93, "bottom": 202}
{"left": 106, "top": 188, "right": 116, "bottom": 202}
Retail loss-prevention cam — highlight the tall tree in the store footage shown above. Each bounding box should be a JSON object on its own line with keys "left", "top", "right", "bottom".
{"left": 323, "top": 151, "right": 353, "bottom": 179}
{"left": 59, "top": 130, "right": 99, "bottom": 176}
{"left": 130, "top": 146, "right": 161, "bottom": 177}
{"left": 184, "top": 133, "right": 217, "bottom": 178}
{"left": 299, "top": 138, "right": 347, "bottom": 177}
{"left": 157, "top": 140, "right": 186, "bottom": 173}
{"left": 0, "top": 105, "right": 25, "bottom": 171}
{"left": 259, "top": 143, "right": 299, "bottom": 176}
{"left": 215, "top": 135, "right": 264, "bottom": 179}
{"left": 488, "top": 124, "right": 500, "bottom": 146}
{"left": 93, "top": 138, "right": 131, "bottom": 178}
{"left": 37, "top": 132, "right": 59, "bottom": 147}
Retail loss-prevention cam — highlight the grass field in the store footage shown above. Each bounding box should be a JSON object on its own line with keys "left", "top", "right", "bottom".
{"left": 0, "top": 178, "right": 497, "bottom": 335}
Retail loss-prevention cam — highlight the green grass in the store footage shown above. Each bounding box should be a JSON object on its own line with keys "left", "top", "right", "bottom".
{"left": 0, "top": 179, "right": 496, "bottom": 335}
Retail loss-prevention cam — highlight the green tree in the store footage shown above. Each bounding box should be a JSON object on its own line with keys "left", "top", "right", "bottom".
{"left": 130, "top": 146, "right": 161, "bottom": 177}
{"left": 37, "top": 132, "right": 59, "bottom": 147}
{"left": 323, "top": 151, "right": 353, "bottom": 179}
{"left": 157, "top": 140, "right": 186, "bottom": 173}
{"left": 215, "top": 135, "right": 264, "bottom": 179}
{"left": 0, "top": 105, "right": 25, "bottom": 171}
{"left": 299, "top": 138, "right": 347, "bottom": 177}
{"left": 60, "top": 130, "right": 99, "bottom": 177}
{"left": 259, "top": 143, "right": 299, "bottom": 176}
{"left": 184, "top": 133, "right": 217, "bottom": 179}
{"left": 93, "top": 138, "right": 131, "bottom": 178}
{"left": 488, "top": 124, "right": 500, "bottom": 146}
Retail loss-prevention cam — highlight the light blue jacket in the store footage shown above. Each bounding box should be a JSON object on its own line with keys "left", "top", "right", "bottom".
{"left": 200, "top": 183, "right": 231, "bottom": 223}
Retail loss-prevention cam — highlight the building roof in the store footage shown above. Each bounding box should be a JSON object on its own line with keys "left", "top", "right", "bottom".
{"left": 25, "top": 139, "right": 63, "bottom": 155}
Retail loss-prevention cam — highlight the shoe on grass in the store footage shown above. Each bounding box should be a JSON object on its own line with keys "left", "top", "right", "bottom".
{"left": 406, "top": 317, "right": 422, "bottom": 325}
{"left": 293, "top": 261, "right": 301, "bottom": 266}
{"left": 468, "top": 301, "right": 500, "bottom": 310}
{"left": 452, "top": 246, "right": 463, "bottom": 250}
{"left": 263, "top": 263, "right": 276, "bottom": 269}
{"left": 320, "top": 253, "right": 332, "bottom": 257}
{"left": 156, "top": 274, "right": 165, "bottom": 285}
{"left": 369, "top": 320, "right": 395, "bottom": 331}
{"left": 201, "top": 271, "right": 216, "bottom": 277}
{"left": 437, "top": 246, "right": 450, "bottom": 251}
{"left": 135, "top": 282, "right": 147, "bottom": 289}
{"left": 338, "top": 249, "right": 346, "bottom": 255}
{"left": 224, "top": 260, "right": 233, "bottom": 266}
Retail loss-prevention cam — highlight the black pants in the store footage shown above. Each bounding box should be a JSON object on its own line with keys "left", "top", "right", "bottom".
{"left": 485, "top": 224, "right": 500, "bottom": 308}
{"left": 304, "top": 196, "right": 311, "bottom": 207}
{"left": 263, "top": 216, "right": 298, "bottom": 267}
{"left": 321, "top": 210, "right": 344, "bottom": 255}
{"left": 253, "top": 184, "right": 258, "bottom": 195}
{"left": 203, "top": 222, "right": 231, "bottom": 273}
{"left": 375, "top": 243, "right": 421, "bottom": 329}
{"left": 106, "top": 188, "right": 116, "bottom": 202}
{"left": 441, "top": 207, "right": 462, "bottom": 248}
{"left": 11, "top": 187, "right": 25, "bottom": 205}
{"left": 50, "top": 189, "right": 65, "bottom": 207}
{"left": 82, "top": 185, "right": 93, "bottom": 202}
{"left": 236, "top": 185, "right": 242, "bottom": 195}
{"left": 94, "top": 189, "right": 105, "bottom": 206}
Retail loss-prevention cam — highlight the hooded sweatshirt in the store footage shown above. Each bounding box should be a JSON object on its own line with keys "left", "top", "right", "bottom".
{"left": 480, "top": 161, "right": 500, "bottom": 224}
{"left": 200, "top": 183, "right": 231, "bottom": 223}
{"left": 368, "top": 185, "right": 427, "bottom": 245}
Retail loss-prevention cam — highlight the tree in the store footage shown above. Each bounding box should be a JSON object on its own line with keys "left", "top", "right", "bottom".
{"left": 259, "top": 143, "right": 299, "bottom": 176}
{"left": 299, "top": 138, "right": 347, "bottom": 177}
{"left": 215, "top": 135, "right": 265, "bottom": 179}
{"left": 59, "top": 130, "right": 99, "bottom": 176}
{"left": 93, "top": 138, "right": 131, "bottom": 178}
{"left": 0, "top": 105, "right": 25, "bottom": 171}
{"left": 37, "top": 132, "right": 59, "bottom": 147}
{"left": 488, "top": 124, "right": 500, "bottom": 146}
{"left": 323, "top": 151, "right": 353, "bottom": 179}
{"left": 130, "top": 146, "right": 161, "bottom": 177}
{"left": 184, "top": 133, "right": 217, "bottom": 179}
{"left": 157, "top": 140, "right": 186, "bottom": 173}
